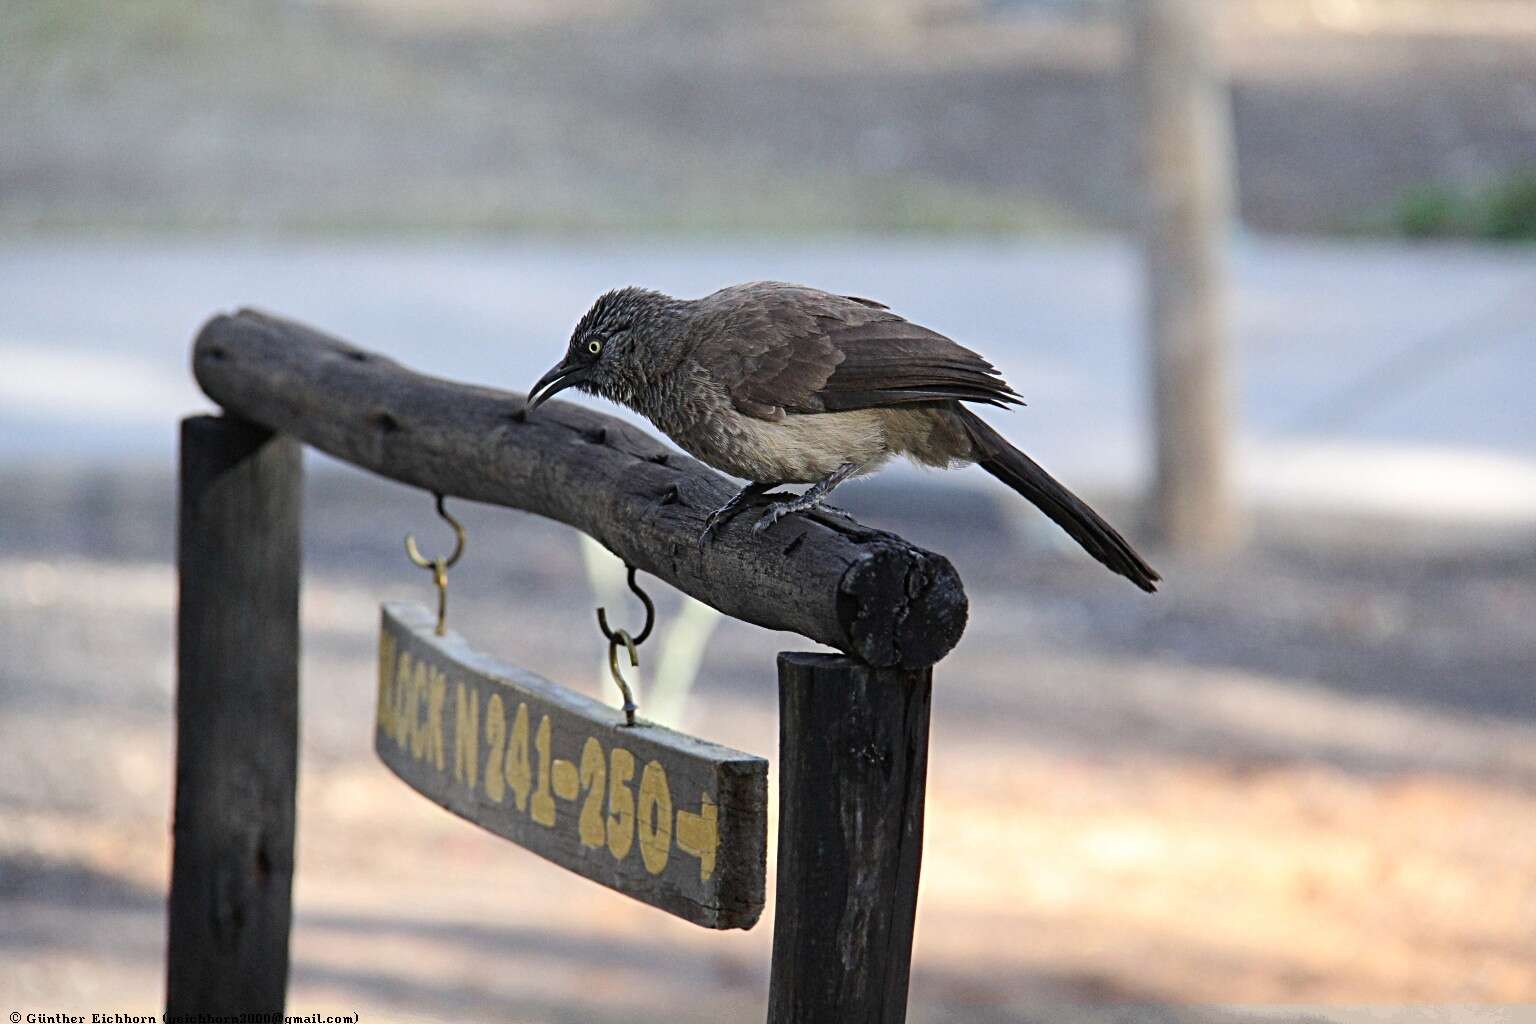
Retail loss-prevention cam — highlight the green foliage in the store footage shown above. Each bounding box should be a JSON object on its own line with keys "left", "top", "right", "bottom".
{"left": 1482, "top": 175, "right": 1536, "bottom": 241}
{"left": 1393, "top": 174, "right": 1536, "bottom": 241}
{"left": 1394, "top": 185, "right": 1461, "bottom": 239}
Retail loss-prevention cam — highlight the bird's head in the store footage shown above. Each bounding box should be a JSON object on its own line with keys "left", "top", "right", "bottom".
{"left": 526, "top": 286, "right": 676, "bottom": 413}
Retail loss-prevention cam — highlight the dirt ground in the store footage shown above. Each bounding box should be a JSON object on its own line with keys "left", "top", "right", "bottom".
{"left": 2, "top": 462, "right": 1533, "bottom": 1021}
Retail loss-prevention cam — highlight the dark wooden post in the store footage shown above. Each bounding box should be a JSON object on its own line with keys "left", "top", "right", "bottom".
{"left": 168, "top": 415, "right": 302, "bottom": 1014}
{"left": 767, "top": 652, "right": 933, "bottom": 1024}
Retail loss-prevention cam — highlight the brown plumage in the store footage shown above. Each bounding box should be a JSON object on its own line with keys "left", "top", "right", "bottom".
{"left": 528, "top": 282, "right": 1160, "bottom": 592}
{"left": 689, "top": 284, "right": 1024, "bottom": 416}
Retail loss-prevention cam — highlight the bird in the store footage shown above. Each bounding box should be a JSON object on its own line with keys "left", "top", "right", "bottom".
{"left": 526, "top": 282, "right": 1159, "bottom": 592}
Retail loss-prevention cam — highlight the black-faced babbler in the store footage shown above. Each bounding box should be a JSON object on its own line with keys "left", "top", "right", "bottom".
{"left": 527, "top": 282, "right": 1159, "bottom": 592}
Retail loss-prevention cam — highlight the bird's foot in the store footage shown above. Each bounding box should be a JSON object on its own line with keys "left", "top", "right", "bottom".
{"left": 751, "top": 493, "right": 835, "bottom": 534}
{"left": 750, "top": 502, "right": 790, "bottom": 535}
{"left": 698, "top": 506, "right": 734, "bottom": 549}
{"left": 751, "top": 464, "right": 861, "bottom": 535}
{"left": 811, "top": 503, "right": 855, "bottom": 522}
{"left": 698, "top": 482, "right": 778, "bottom": 549}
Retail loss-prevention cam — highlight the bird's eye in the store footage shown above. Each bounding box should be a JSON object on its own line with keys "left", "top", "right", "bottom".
{"left": 587, "top": 339, "right": 603, "bottom": 355}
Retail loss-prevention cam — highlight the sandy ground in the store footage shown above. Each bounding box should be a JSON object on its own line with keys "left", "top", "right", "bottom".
{"left": 2, "top": 462, "right": 1533, "bottom": 1021}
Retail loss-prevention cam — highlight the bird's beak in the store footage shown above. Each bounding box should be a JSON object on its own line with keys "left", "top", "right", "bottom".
{"left": 526, "top": 360, "right": 585, "bottom": 413}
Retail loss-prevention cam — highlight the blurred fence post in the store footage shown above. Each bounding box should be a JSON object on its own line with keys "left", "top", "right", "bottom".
{"left": 1132, "top": 0, "right": 1239, "bottom": 553}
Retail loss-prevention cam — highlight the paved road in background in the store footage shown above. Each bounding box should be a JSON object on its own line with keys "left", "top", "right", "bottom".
{"left": 4, "top": 237, "right": 1533, "bottom": 519}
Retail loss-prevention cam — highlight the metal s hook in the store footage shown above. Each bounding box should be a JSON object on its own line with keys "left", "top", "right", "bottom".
{"left": 597, "top": 564, "right": 654, "bottom": 726}
{"left": 405, "top": 492, "right": 466, "bottom": 571}
{"left": 405, "top": 492, "right": 466, "bottom": 635}
{"left": 607, "top": 629, "right": 640, "bottom": 727}
{"left": 597, "top": 564, "right": 655, "bottom": 647}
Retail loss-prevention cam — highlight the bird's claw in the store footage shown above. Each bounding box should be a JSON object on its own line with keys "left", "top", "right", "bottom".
{"left": 752, "top": 504, "right": 788, "bottom": 534}
{"left": 699, "top": 493, "right": 762, "bottom": 548}
{"left": 753, "top": 496, "right": 851, "bottom": 534}
{"left": 698, "top": 511, "right": 727, "bottom": 550}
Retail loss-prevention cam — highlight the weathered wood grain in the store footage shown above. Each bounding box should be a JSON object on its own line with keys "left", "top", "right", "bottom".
{"left": 377, "top": 602, "right": 767, "bottom": 929}
{"left": 767, "top": 652, "right": 932, "bottom": 1024}
{"left": 168, "top": 415, "right": 301, "bottom": 1014}
{"left": 193, "top": 309, "right": 967, "bottom": 669}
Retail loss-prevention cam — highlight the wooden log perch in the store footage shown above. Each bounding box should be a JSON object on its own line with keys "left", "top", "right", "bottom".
{"left": 193, "top": 310, "right": 968, "bottom": 669}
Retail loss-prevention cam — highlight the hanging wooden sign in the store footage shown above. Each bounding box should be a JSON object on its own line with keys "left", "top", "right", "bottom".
{"left": 375, "top": 601, "right": 767, "bottom": 929}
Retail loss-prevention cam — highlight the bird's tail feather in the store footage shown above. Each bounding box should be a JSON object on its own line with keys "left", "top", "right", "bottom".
{"left": 957, "top": 407, "right": 1160, "bottom": 593}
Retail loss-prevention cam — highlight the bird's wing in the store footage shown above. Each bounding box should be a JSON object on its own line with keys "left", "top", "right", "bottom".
{"left": 689, "top": 282, "right": 1023, "bottom": 421}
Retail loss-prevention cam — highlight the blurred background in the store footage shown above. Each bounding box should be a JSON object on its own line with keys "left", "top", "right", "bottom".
{"left": 2, "top": 0, "right": 1534, "bottom": 1020}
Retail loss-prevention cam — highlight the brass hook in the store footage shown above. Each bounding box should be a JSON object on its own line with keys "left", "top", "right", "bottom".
{"left": 404, "top": 492, "right": 466, "bottom": 635}
{"left": 607, "top": 628, "right": 640, "bottom": 727}
{"left": 596, "top": 564, "right": 655, "bottom": 646}
{"left": 597, "top": 564, "right": 653, "bottom": 725}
